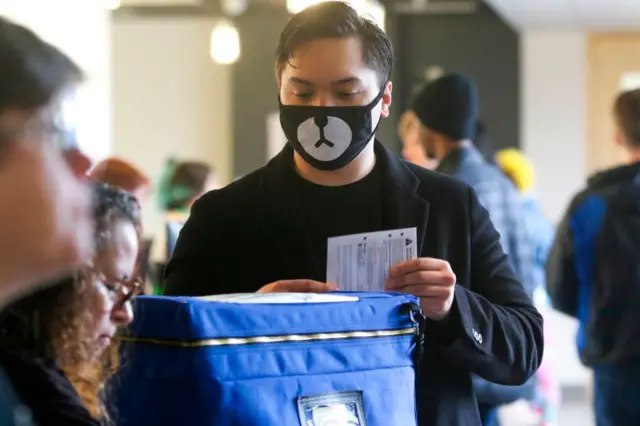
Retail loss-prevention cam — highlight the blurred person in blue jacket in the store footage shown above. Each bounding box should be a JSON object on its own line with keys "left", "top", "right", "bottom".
{"left": 547, "top": 88, "right": 640, "bottom": 426}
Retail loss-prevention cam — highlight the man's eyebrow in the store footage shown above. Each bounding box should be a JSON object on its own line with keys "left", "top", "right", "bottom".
{"left": 332, "top": 77, "right": 362, "bottom": 86}
{"left": 288, "top": 77, "right": 314, "bottom": 86}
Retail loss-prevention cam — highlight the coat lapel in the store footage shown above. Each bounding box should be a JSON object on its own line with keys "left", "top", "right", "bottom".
{"left": 376, "top": 143, "right": 430, "bottom": 255}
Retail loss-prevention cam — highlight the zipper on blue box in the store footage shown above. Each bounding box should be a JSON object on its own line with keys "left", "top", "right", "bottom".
{"left": 121, "top": 303, "right": 423, "bottom": 350}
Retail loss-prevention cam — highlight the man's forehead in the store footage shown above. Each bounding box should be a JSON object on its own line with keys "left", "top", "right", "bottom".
{"left": 283, "top": 37, "right": 378, "bottom": 87}
{"left": 289, "top": 36, "right": 363, "bottom": 65}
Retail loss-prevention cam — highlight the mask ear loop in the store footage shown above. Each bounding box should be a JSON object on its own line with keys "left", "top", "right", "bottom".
{"left": 365, "top": 82, "right": 388, "bottom": 110}
{"left": 367, "top": 81, "right": 390, "bottom": 137}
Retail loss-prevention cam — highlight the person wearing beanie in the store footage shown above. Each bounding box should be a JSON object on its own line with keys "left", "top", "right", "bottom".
{"left": 411, "top": 73, "right": 539, "bottom": 426}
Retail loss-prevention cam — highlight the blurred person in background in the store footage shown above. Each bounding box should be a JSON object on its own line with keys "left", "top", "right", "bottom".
{"left": 89, "top": 158, "right": 152, "bottom": 293}
{"left": 398, "top": 110, "right": 438, "bottom": 169}
{"left": 0, "top": 15, "right": 94, "bottom": 425}
{"left": 89, "top": 158, "right": 150, "bottom": 201}
{"left": 410, "top": 73, "right": 535, "bottom": 296}
{"left": 473, "top": 121, "right": 497, "bottom": 165}
{"left": 547, "top": 88, "right": 640, "bottom": 426}
{"left": 409, "top": 73, "right": 538, "bottom": 425}
{"left": 0, "top": 182, "right": 142, "bottom": 426}
{"left": 495, "top": 148, "right": 560, "bottom": 426}
{"left": 152, "top": 158, "right": 218, "bottom": 293}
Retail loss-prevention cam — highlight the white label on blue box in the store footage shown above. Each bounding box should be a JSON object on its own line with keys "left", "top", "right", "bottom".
{"left": 199, "top": 293, "right": 359, "bottom": 304}
{"left": 326, "top": 227, "right": 418, "bottom": 292}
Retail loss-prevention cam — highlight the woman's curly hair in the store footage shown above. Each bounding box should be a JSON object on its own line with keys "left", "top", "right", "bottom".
{"left": 0, "top": 181, "right": 142, "bottom": 423}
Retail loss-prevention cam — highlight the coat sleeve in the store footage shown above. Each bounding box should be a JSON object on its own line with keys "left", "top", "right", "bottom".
{"left": 437, "top": 187, "right": 544, "bottom": 385}
{"left": 472, "top": 374, "right": 536, "bottom": 406}
{"left": 545, "top": 204, "right": 580, "bottom": 318}
{"left": 162, "top": 194, "right": 219, "bottom": 296}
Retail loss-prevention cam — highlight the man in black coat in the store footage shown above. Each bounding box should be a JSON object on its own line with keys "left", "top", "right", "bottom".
{"left": 164, "top": 2, "right": 543, "bottom": 425}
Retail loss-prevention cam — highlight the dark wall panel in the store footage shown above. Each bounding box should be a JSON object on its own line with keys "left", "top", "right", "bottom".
{"left": 390, "top": 2, "right": 520, "bottom": 153}
{"left": 232, "top": 11, "right": 291, "bottom": 177}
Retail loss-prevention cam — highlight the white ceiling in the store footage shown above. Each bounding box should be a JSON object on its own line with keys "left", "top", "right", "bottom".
{"left": 485, "top": 0, "right": 640, "bottom": 30}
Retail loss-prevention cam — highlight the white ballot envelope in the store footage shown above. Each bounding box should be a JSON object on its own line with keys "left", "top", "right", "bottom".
{"left": 326, "top": 227, "right": 418, "bottom": 292}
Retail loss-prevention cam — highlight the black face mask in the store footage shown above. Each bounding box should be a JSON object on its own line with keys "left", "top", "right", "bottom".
{"left": 279, "top": 89, "right": 385, "bottom": 171}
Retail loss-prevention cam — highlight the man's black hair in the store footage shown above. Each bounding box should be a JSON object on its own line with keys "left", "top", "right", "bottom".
{"left": 614, "top": 88, "right": 640, "bottom": 148}
{"left": 275, "top": 1, "right": 393, "bottom": 86}
{"left": 0, "top": 16, "right": 83, "bottom": 112}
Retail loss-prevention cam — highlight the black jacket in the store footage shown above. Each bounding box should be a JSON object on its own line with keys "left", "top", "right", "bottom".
{"left": 547, "top": 161, "right": 640, "bottom": 366}
{"left": 164, "top": 142, "right": 543, "bottom": 426}
{"left": 0, "top": 349, "right": 99, "bottom": 426}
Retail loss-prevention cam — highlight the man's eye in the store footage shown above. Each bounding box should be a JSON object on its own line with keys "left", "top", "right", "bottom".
{"left": 338, "top": 92, "right": 358, "bottom": 98}
{"left": 293, "top": 92, "right": 312, "bottom": 100}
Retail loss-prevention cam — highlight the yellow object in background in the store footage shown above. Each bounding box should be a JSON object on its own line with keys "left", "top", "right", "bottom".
{"left": 495, "top": 148, "right": 536, "bottom": 194}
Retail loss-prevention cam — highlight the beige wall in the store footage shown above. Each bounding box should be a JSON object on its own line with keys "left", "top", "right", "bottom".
{"left": 521, "top": 29, "right": 640, "bottom": 387}
{"left": 587, "top": 33, "right": 640, "bottom": 173}
{"left": 521, "top": 30, "right": 589, "bottom": 225}
{"left": 520, "top": 29, "right": 591, "bottom": 387}
{"left": 1, "top": 0, "right": 112, "bottom": 161}
{"left": 112, "top": 16, "right": 233, "bottom": 238}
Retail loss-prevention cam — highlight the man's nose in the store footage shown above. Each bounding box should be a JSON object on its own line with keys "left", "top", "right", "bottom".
{"left": 310, "top": 93, "right": 335, "bottom": 107}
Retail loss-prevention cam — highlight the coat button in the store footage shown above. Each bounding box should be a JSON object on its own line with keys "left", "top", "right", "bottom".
{"left": 472, "top": 328, "right": 483, "bottom": 344}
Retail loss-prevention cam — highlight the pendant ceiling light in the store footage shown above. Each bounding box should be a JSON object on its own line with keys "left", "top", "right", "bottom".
{"left": 210, "top": 19, "right": 240, "bottom": 65}
{"left": 104, "top": 0, "right": 121, "bottom": 10}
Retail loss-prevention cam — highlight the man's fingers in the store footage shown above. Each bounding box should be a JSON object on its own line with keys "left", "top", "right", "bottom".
{"left": 387, "top": 284, "right": 450, "bottom": 299}
{"left": 259, "top": 279, "right": 336, "bottom": 294}
{"left": 386, "top": 270, "right": 454, "bottom": 289}
{"left": 389, "top": 257, "right": 450, "bottom": 277}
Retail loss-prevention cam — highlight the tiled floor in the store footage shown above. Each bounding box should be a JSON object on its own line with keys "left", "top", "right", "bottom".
{"left": 558, "top": 402, "right": 593, "bottom": 426}
{"left": 498, "top": 400, "right": 593, "bottom": 426}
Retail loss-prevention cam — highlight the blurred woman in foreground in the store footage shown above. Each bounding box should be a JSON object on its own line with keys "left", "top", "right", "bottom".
{"left": 0, "top": 182, "right": 143, "bottom": 425}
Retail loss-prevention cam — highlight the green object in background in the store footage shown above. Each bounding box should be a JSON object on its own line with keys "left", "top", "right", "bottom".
{"left": 152, "top": 284, "right": 164, "bottom": 296}
{"left": 157, "top": 158, "right": 196, "bottom": 212}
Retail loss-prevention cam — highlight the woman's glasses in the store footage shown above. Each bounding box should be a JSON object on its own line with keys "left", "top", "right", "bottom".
{"left": 85, "top": 270, "right": 144, "bottom": 305}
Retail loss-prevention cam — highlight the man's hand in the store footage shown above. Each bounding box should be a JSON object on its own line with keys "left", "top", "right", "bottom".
{"left": 385, "top": 258, "right": 456, "bottom": 321}
{"left": 257, "top": 279, "right": 336, "bottom": 294}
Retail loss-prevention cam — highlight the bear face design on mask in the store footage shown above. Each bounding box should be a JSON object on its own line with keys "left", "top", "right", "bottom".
{"left": 296, "top": 115, "right": 353, "bottom": 162}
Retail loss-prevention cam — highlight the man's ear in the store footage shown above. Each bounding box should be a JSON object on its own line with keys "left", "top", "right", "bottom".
{"left": 380, "top": 81, "right": 393, "bottom": 118}
{"left": 614, "top": 125, "right": 625, "bottom": 148}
